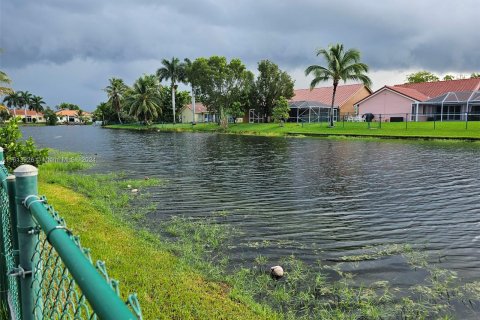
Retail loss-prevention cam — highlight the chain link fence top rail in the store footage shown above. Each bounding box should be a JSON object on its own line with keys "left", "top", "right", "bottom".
{"left": 0, "top": 151, "right": 143, "bottom": 320}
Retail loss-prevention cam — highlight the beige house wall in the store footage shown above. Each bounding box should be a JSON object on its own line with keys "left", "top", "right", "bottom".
{"left": 339, "top": 86, "right": 372, "bottom": 116}
{"left": 9, "top": 114, "right": 46, "bottom": 123}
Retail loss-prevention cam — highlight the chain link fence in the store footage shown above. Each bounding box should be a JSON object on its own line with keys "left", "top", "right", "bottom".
{"left": 0, "top": 148, "right": 142, "bottom": 320}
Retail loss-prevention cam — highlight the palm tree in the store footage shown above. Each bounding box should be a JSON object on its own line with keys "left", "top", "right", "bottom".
{"left": 125, "top": 75, "right": 162, "bottom": 125}
{"left": 3, "top": 91, "right": 20, "bottom": 115}
{"left": 105, "top": 78, "right": 128, "bottom": 124}
{"left": 0, "top": 70, "right": 13, "bottom": 96}
{"left": 305, "top": 44, "right": 372, "bottom": 127}
{"left": 182, "top": 58, "right": 199, "bottom": 124}
{"left": 76, "top": 109, "right": 85, "bottom": 124}
{"left": 156, "top": 57, "right": 186, "bottom": 124}
{"left": 18, "top": 91, "right": 33, "bottom": 117}
{"left": 30, "top": 95, "right": 46, "bottom": 112}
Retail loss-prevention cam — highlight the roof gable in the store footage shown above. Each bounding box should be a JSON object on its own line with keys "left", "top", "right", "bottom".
{"left": 354, "top": 86, "right": 428, "bottom": 105}
{"left": 183, "top": 103, "right": 208, "bottom": 113}
{"left": 291, "top": 84, "right": 369, "bottom": 107}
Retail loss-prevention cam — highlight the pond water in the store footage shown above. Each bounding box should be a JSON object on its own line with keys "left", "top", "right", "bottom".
{"left": 21, "top": 126, "right": 480, "bottom": 287}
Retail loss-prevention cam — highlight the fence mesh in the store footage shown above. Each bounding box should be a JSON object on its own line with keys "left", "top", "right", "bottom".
{"left": 30, "top": 198, "right": 143, "bottom": 319}
{"left": 0, "top": 166, "right": 21, "bottom": 319}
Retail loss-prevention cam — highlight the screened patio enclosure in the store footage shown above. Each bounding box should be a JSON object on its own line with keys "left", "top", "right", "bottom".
{"left": 288, "top": 100, "right": 338, "bottom": 123}
{"left": 412, "top": 91, "right": 480, "bottom": 121}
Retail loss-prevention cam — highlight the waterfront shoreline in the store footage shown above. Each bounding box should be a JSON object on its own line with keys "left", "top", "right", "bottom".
{"left": 105, "top": 123, "right": 480, "bottom": 141}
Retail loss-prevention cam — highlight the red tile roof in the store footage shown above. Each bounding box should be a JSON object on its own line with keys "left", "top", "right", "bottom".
{"left": 56, "top": 110, "right": 91, "bottom": 116}
{"left": 385, "top": 86, "right": 430, "bottom": 101}
{"left": 9, "top": 109, "right": 44, "bottom": 117}
{"left": 395, "top": 78, "right": 480, "bottom": 99}
{"left": 291, "top": 84, "right": 369, "bottom": 107}
{"left": 185, "top": 103, "right": 208, "bottom": 113}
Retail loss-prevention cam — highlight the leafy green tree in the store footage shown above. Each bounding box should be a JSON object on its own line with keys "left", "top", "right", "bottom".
{"left": 158, "top": 87, "right": 190, "bottom": 123}
{"left": 104, "top": 77, "right": 129, "bottom": 124}
{"left": 0, "top": 117, "right": 48, "bottom": 169}
{"left": 93, "top": 102, "right": 113, "bottom": 124}
{"left": 56, "top": 102, "right": 80, "bottom": 110}
{"left": 125, "top": 74, "right": 162, "bottom": 125}
{"left": 192, "top": 56, "right": 254, "bottom": 128}
{"left": 471, "top": 73, "right": 480, "bottom": 79}
{"left": 43, "top": 107, "right": 58, "bottom": 125}
{"left": 272, "top": 96, "right": 290, "bottom": 126}
{"left": 406, "top": 71, "right": 440, "bottom": 83}
{"left": 305, "top": 43, "right": 372, "bottom": 127}
{"left": 156, "top": 57, "right": 186, "bottom": 124}
{"left": 250, "top": 60, "right": 294, "bottom": 122}
{"left": 228, "top": 102, "right": 244, "bottom": 124}
{"left": 443, "top": 74, "right": 455, "bottom": 81}
{"left": 30, "top": 95, "right": 46, "bottom": 112}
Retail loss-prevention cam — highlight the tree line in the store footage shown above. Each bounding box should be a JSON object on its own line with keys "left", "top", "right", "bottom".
{"left": 97, "top": 44, "right": 374, "bottom": 128}
{"left": 96, "top": 57, "right": 296, "bottom": 127}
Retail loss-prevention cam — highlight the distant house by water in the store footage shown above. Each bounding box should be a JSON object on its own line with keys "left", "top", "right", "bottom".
{"left": 9, "top": 109, "right": 45, "bottom": 123}
{"left": 56, "top": 110, "right": 92, "bottom": 123}
{"left": 355, "top": 78, "right": 480, "bottom": 121}
{"left": 179, "top": 103, "right": 218, "bottom": 123}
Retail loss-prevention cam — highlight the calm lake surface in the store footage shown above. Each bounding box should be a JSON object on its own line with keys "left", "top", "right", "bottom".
{"left": 21, "top": 126, "right": 480, "bottom": 286}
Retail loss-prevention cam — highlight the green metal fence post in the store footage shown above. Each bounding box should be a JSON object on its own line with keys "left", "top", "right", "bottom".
{"left": 0, "top": 148, "right": 9, "bottom": 314}
{"left": 6, "top": 175, "right": 19, "bottom": 267}
{"left": 14, "top": 165, "right": 39, "bottom": 320}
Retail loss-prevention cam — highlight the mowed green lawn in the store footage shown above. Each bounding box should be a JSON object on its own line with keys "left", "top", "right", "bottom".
{"left": 108, "top": 120, "right": 480, "bottom": 140}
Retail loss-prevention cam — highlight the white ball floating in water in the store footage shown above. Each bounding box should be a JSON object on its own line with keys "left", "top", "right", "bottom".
{"left": 270, "top": 266, "right": 284, "bottom": 279}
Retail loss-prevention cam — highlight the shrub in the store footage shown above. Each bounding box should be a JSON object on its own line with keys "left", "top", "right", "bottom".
{"left": 0, "top": 118, "right": 48, "bottom": 169}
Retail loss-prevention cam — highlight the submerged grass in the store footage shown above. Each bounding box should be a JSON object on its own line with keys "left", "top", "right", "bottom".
{"left": 38, "top": 150, "right": 276, "bottom": 319}
{"left": 37, "top": 150, "right": 480, "bottom": 319}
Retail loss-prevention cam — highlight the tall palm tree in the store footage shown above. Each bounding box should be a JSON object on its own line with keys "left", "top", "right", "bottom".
{"left": 18, "top": 90, "right": 33, "bottom": 117}
{"left": 182, "top": 58, "right": 199, "bottom": 123}
{"left": 156, "top": 57, "right": 186, "bottom": 124}
{"left": 305, "top": 44, "right": 372, "bottom": 127}
{"left": 29, "top": 95, "right": 46, "bottom": 112}
{"left": 105, "top": 77, "right": 128, "bottom": 124}
{"left": 76, "top": 109, "right": 85, "bottom": 124}
{"left": 126, "top": 74, "right": 162, "bottom": 125}
{"left": 3, "top": 91, "right": 20, "bottom": 115}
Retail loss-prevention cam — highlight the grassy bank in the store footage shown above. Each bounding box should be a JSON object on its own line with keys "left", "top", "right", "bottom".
{"left": 38, "top": 151, "right": 277, "bottom": 320}
{"left": 106, "top": 122, "right": 480, "bottom": 140}
{"left": 36, "top": 151, "right": 480, "bottom": 319}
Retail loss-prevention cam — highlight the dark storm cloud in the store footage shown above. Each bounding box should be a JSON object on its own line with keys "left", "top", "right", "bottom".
{"left": 3, "top": 0, "right": 480, "bottom": 70}
{"left": 1, "top": 0, "right": 479, "bottom": 107}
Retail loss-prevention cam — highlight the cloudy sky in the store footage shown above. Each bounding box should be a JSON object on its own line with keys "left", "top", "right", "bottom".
{"left": 1, "top": 0, "right": 479, "bottom": 111}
